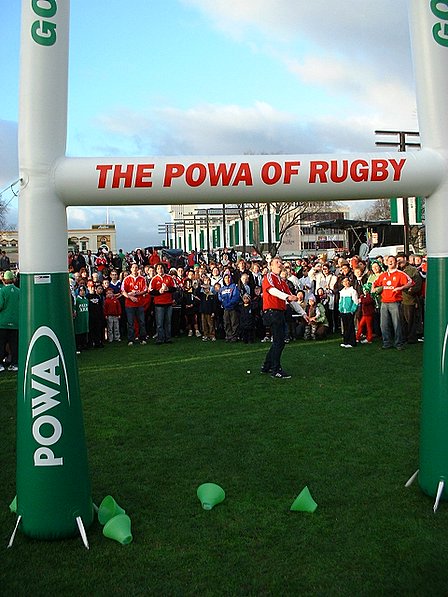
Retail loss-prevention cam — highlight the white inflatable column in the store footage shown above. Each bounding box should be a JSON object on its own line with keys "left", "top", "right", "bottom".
{"left": 409, "top": 0, "right": 448, "bottom": 503}
{"left": 16, "top": 0, "right": 93, "bottom": 540}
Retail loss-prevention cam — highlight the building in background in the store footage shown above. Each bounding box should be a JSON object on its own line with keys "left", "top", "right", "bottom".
{"left": 0, "top": 224, "right": 117, "bottom": 266}
{"left": 163, "top": 202, "right": 350, "bottom": 257}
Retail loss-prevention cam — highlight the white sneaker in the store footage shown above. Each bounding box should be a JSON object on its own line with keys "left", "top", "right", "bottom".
{"left": 8, "top": 364, "right": 18, "bottom": 371}
{"left": 188, "top": 330, "right": 193, "bottom": 337}
{"left": 345, "top": 345, "right": 353, "bottom": 348}
{"left": 140, "top": 340, "right": 147, "bottom": 345}
{"left": 340, "top": 343, "right": 347, "bottom": 348}
{"left": 195, "top": 330, "right": 202, "bottom": 337}
{"left": 0, "top": 364, "right": 5, "bottom": 372}
{"left": 128, "top": 341, "right": 133, "bottom": 346}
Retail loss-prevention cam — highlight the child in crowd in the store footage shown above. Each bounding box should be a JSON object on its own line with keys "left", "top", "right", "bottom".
{"left": 103, "top": 287, "right": 122, "bottom": 342}
{"left": 73, "top": 285, "right": 89, "bottom": 352}
{"left": 182, "top": 278, "right": 201, "bottom": 337}
{"left": 199, "top": 277, "right": 216, "bottom": 341}
{"left": 88, "top": 284, "right": 105, "bottom": 348}
{"left": 304, "top": 294, "right": 328, "bottom": 340}
{"left": 212, "top": 282, "right": 225, "bottom": 339}
{"left": 356, "top": 284, "right": 375, "bottom": 344}
{"left": 251, "top": 285, "right": 264, "bottom": 340}
{"left": 239, "top": 294, "right": 255, "bottom": 343}
{"left": 338, "top": 277, "right": 359, "bottom": 348}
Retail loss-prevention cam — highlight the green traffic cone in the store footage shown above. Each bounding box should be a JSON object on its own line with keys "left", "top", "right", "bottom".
{"left": 290, "top": 486, "right": 318, "bottom": 513}
{"left": 197, "top": 483, "right": 225, "bottom": 510}
{"left": 98, "top": 495, "right": 126, "bottom": 525}
{"left": 9, "top": 496, "right": 17, "bottom": 513}
{"left": 103, "top": 514, "right": 133, "bottom": 545}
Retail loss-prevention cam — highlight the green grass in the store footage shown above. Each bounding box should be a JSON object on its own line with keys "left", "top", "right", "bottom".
{"left": 1, "top": 337, "right": 447, "bottom": 596}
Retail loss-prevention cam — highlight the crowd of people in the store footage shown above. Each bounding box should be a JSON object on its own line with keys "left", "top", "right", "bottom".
{"left": 66, "top": 246, "right": 427, "bottom": 360}
{"left": 0, "top": 245, "right": 427, "bottom": 376}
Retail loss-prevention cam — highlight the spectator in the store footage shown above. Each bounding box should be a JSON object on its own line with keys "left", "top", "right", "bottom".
{"left": 121, "top": 262, "right": 148, "bottom": 346}
{"left": 0, "top": 251, "right": 11, "bottom": 271}
{"left": 397, "top": 253, "right": 422, "bottom": 344}
{"left": 373, "top": 255, "right": 413, "bottom": 350}
{"left": 356, "top": 284, "right": 376, "bottom": 344}
{"left": 218, "top": 273, "right": 240, "bottom": 343}
{"left": 198, "top": 276, "right": 216, "bottom": 341}
{"left": 239, "top": 294, "right": 255, "bottom": 343}
{"left": 88, "top": 284, "right": 106, "bottom": 348}
{"left": 304, "top": 294, "right": 329, "bottom": 340}
{"left": 73, "top": 284, "right": 89, "bottom": 352}
{"left": 338, "top": 277, "right": 359, "bottom": 348}
{"left": 0, "top": 271, "right": 19, "bottom": 371}
{"left": 182, "top": 278, "right": 201, "bottom": 337}
{"left": 149, "top": 263, "right": 176, "bottom": 345}
{"left": 104, "top": 287, "right": 122, "bottom": 342}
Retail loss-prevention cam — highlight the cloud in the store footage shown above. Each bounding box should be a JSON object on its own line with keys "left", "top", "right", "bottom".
{"left": 182, "top": 0, "right": 410, "bottom": 71}
{"left": 91, "top": 101, "right": 380, "bottom": 157}
{"left": 181, "top": 0, "right": 414, "bottom": 114}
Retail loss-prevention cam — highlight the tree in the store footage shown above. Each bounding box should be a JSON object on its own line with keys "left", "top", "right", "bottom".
{"left": 0, "top": 180, "right": 19, "bottom": 229}
{"left": 0, "top": 198, "right": 9, "bottom": 229}
{"left": 236, "top": 200, "right": 344, "bottom": 258}
{"left": 359, "top": 198, "right": 391, "bottom": 221}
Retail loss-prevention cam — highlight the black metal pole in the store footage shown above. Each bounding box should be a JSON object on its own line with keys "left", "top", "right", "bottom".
{"left": 222, "top": 204, "right": 227, "bottom": 249}
{"left": 267, "top": 203, "right": 272, "bottom": 252}
{"left": 206, "top": 210, "right": 210, "bottom": 258}
{"left": 241, "top": 203, "right": 246, "bottom": 258}
{"left": 194, "top": 214, "right": 197, "bottom": 253}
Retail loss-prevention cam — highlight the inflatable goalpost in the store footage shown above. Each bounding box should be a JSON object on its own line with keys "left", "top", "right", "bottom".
{"left": 10, "top": 0, "right": 448, "bottom": 544}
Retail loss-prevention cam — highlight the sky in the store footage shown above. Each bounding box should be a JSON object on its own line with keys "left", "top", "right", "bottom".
{"left": 0, "top": 0, "right": 418, "bottom": 251}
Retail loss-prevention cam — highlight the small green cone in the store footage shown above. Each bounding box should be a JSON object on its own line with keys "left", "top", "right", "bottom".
{"left": 9, "top": 496, "right": 17, "bottom": 513}
{"left": 197, "top": 483, "right": 225, "bottom": 510}
{"left": 103, "top": 514, "right": 133, "bottom": 545}
{"left": 290, "top": 486, "right": 318, "bottom": 513}
{"left": 98, "top": 495, "right": 126, "bottom": 525}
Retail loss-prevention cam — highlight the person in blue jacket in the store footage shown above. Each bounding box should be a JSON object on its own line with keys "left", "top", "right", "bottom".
{"left": 218, "top": 273, "right": 240, "bottom": 342}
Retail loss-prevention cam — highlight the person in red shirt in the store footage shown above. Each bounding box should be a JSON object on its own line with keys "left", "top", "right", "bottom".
{"left": 261, "top": 257, "right": 301, "bottom": 379}
{"left": 373, "top": 255, "right": 413, "bottom": 350}
{"left": 149, "top": 263, "right": 177, "bottom": 344}
{"left": 149, "top": 249, "right": 160, "bottom": 266}
{"left": 103, "top": 287, "right": 122, "bottom": 342}
{"left": 121, "top": 263, "right": 148, "bottom": 345}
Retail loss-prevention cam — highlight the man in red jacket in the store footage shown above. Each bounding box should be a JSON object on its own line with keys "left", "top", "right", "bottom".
{"left": 121, "top": 263, "right": 148, "bottom": 346}
{"left": 149, "top": 263, "right": 177, "bottom": 344}
{"left": 261, "top": 257, "right": 300, "bottom": 379}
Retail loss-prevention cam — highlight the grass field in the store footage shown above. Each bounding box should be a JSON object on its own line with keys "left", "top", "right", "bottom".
{"left": 1, "top": 336, "right": 447, "bottom": 596}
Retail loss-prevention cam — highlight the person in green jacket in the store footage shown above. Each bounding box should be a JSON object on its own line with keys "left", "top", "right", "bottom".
{"left": 73, "top": 285, "right": 90, "bottom": 352}
{"left": 0, "top": 270, "right": 19, "bottom": 371}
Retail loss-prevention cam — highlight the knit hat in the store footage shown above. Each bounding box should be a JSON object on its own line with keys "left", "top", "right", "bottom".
{"left": 4, "top": 270, "right": 14, "bottom": 281}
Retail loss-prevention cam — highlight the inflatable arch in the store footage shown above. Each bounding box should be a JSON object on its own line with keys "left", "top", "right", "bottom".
{"left": 10, "top": 0, "right": 448, "bottom": 543}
